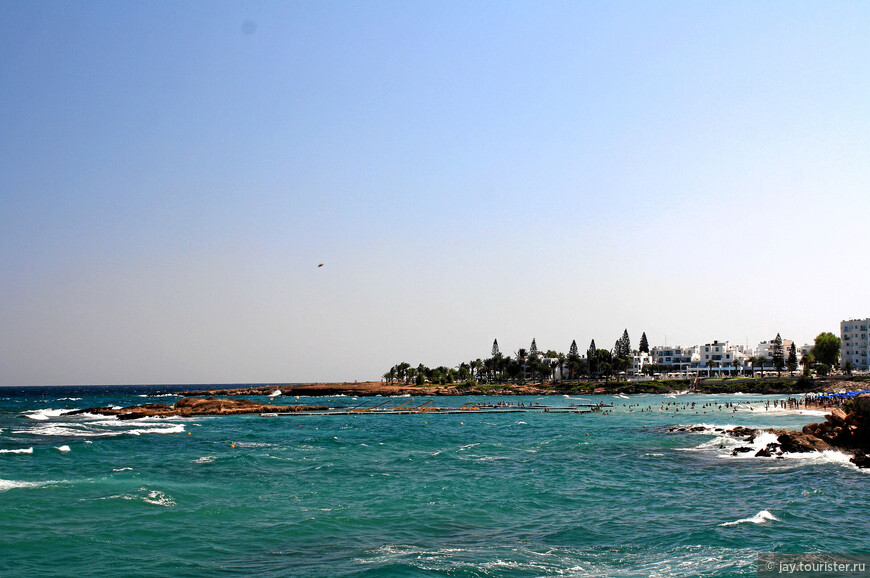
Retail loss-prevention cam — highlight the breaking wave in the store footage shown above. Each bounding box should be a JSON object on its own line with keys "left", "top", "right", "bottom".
{"left": 720, "top": 510, "right": 779, "bottom": 526}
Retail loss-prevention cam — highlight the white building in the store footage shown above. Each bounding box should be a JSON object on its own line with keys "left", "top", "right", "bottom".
{"left": 841, "top": 319, "right": 870, "bottom": 371}
{"left": 630, "top": 351, "right": 653, "bottom": 376}
{"left": 650, "top": 345, "right": 698, "bottom": 374}
{"left": 688, "top": 340, "right": 744, "bottom": 375}
{"left": 756, "top": 339, "right": 792, "bottom": 360}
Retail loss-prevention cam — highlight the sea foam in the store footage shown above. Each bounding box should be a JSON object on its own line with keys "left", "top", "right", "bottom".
{"left": 23, "top": 408, "right": 76, "bottom": 420}
{"left": 720, "top": 510, "right": 779, "bottom": 526}
{"left": 0, "top": 447, "right": 34, "bottom": 454}
{"left": 0, "top": 478, "right": 48, "bottom": 492}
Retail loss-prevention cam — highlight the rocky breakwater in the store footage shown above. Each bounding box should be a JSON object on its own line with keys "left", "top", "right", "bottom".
{"left": 70, "top": 397, "right": 329, "bottom": 420}
{"left": 677, "top": 394, "right": 870, "bottom": 468}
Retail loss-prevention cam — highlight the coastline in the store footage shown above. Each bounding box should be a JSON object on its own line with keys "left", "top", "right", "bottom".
{"left": 176, "top": 376, "right": 869, "bottom": 398}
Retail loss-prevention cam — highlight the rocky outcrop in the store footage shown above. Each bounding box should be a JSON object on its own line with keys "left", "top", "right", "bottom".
{"left": 70, "top": 397, "right": 329, "bottom": 420}
{"left": 701, "top": 394, "right": 870, "bottom": 467}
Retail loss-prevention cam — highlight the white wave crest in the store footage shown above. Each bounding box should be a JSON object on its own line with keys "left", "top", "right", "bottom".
{"left": 57, "top": 397, "right": 81, "bottom": 401}
{"left": 20, "top": 422, "right": 184, "bottom": 438}
{"left": 720, "top": 510, "right": 779, "bottom": 526}
{"left": 127, "top": 424, "right": 186, "bottom": 436}
{"left": 112, "top": 467, "right": 133, "bottom": 471}
{"left": 23, "top": 408, "right": 76, "bottom": 420}
{"left": 142, "top": 489, "right": 175, "bottom": 507}
{"left": 0, "top": 447, "right": 34, "bottom": 454}
{"left": 56, "top": 445, "right": 71, "bottom": 452}
{"left": 194, "top": 456, "right": 216, "bottom": 464}
{"left": 100, "top": 487, "right": 176, "bottom": 507}
{"left": 0, "top": 478, "right": 50, "bottom": 492}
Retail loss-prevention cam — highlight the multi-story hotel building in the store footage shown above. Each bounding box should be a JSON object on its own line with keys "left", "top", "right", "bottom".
{"left": 650, "top": 345, "right": 698, "bottom": 373}
{"left": 841, "top": 319, "right": 870, "bottom": 371}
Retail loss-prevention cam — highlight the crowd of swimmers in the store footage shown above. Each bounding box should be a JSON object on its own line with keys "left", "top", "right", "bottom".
{"left": 615, "top": 396, "right": 828, "bottom": 415}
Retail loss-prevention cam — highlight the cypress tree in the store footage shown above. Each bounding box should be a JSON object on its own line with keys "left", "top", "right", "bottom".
{"left": 492, "top": 339, "right": 500, "bottom": 358}
{"left": 639, "top": 332, "right": 649, "bottom": 354}
{"left": 568, "top": 340, "right": 578, "bottom": 357}
{"left": 530, "top": 338, "right": 538, "bottom": 357}
{"left": 618, "top": 329, "right": 631, "bottom": 358}
{"left": 587, "top": 340, "right": 598, "bottom": 375}
{"left": 772, "top": 333, "right": 785, "bottom": 375}
{"left": 787, "top": 342, "right": 798, "bottom": 373}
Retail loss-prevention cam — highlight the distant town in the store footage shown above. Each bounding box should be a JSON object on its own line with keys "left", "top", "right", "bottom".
{"left": 384, "top": 318, "right": 870, "bottom": 385}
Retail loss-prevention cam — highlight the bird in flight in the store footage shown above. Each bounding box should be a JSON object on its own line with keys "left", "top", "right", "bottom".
{"left": 318, "top": 264, "right": 324, "bottom": 268}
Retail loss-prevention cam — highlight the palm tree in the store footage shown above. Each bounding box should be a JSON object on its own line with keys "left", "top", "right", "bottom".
{"left": 471, "top": 359, "right": 483, "bottom": 381}
{"left": 515, "top": 348, "right": 528, "bottom": 383}
{"left": 843, "top": 360, "right": 855, "bottom": 376}
{"left": 384, "top": 367, "right": 397, "bottom": 383}
{"left": 800, "top": 352, "right": 815, "bottom": 376}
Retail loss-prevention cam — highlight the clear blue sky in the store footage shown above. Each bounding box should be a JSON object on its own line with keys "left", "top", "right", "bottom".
{"left": 2, "top": 1, "right": 868, "bottom": 385}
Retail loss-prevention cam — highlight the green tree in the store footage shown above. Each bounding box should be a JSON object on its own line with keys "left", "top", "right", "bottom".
{"left": 597, "top": 348, "right": 613, "bottom": 381}
{"left": 566, "top": 340, "right": 581, "bottom": 380}
{"left": 706, "top": 358, "right": 716, "bottom": 377}
{"left": 587, "top": 340, "right": 599, "bottom": 376}
{"left": 612, "top": 330, "right": 632, "bottom": 380}
{"left": 812, "top": 332, "right": 841, "bottom": 371}
{"left": 843, "top": 360, "right": 855, "bottom": 376}
{"left": 470, "top": 359, "right": 482, "bottom": 381}
{"left": 772, "top": 334, "right": 784, "bottom": 376}
{"left": 639, "top": 332, "right": 649, "bottom": 354}
{"left": 384, "top": 367, "right": 397, "bottom": 383}
{"left": 787, "top": 343, "right": 798, "bottom": 374}
{"left": 515, "top": 348, "right": 528, "bottom": 383}
{"left": 529, "top": 338, "right": 539, "bottom": 357}
{"left": 800, "top": 352, "right": 814, "bottom": 377}
{"left": 491, "top": 339, "right": 500, "bottom": 358}
{"left": 457, "top": 362, "right": 471, "bottom": 381}
{"left": 750, "top": 356, "right": 766, "bottom": 377}
{"left": 617, "top": 329, "right": 631, "bottom": 359}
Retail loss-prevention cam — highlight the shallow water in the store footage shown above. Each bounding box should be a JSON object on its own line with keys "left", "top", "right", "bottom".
{"left": 1, "top": 386, "right": 867, "bottom": 576}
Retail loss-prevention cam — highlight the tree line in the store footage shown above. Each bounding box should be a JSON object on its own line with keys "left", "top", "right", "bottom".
{"left": 383, "top": 330, "right": 646, "bottom": 385}
{"left": 384, "top": 330, "right": 845, "bottom": 386}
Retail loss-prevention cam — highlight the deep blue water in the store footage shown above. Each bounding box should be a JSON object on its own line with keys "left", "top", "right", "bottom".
{"left": 1, "top": 386, "right": 867, "bottom": 577}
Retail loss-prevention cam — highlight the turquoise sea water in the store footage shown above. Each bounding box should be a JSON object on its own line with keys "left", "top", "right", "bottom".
{"left": 1, "top": 386, "right": 868, "bottom": 577}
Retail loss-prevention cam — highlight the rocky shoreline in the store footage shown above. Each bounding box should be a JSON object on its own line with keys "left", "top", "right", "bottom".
{"left": 70, "top": 397, "right": 329, "bottom": 420}
{"left": 669, "top": 393, "right": 870, "bottom": 469}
